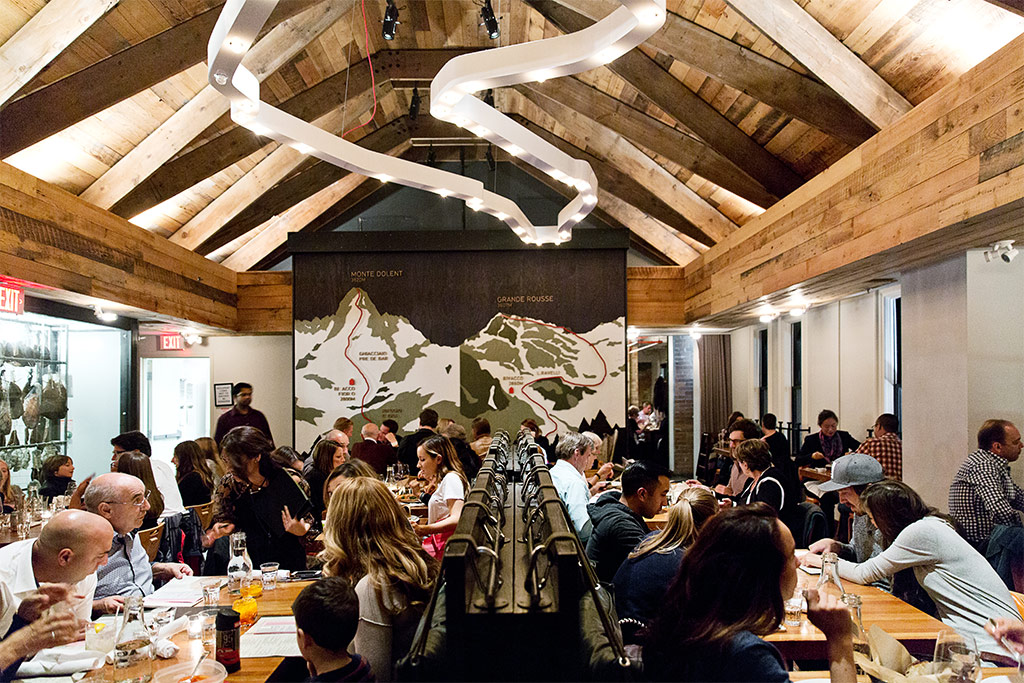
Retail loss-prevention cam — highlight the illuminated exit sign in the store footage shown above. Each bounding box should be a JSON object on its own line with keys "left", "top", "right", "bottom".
{"left": 0, "top": 284, "right": 24, "bottom": 315}
{"left": 159, "top": 334, "right": 184, "bottom": 351}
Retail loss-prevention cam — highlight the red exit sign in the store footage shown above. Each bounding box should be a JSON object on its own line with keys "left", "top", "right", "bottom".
{"left": 0, "top": 284, "right": 24, "bottom": 315}
{"left": 159, "top": 334, "right": 184, "bottom": 351}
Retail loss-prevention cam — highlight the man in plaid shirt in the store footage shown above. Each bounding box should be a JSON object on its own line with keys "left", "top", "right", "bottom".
{"left": 949, "top": 419, "right": 1024, "bottom": 590}
{"left": 855, "top": 413, "right": 902, "bottom": 480}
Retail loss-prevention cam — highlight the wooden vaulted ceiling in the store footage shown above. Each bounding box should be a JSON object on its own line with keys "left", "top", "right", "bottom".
{"left": 0, "top": 0, "right": 1022, "bottom": 273}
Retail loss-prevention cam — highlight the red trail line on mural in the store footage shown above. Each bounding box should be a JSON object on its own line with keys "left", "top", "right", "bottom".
{"left": 499, "top": 314, "right": 607, "bottom": 437}
{"left": 343, "top": 289, "right": 371, "bottom": 420}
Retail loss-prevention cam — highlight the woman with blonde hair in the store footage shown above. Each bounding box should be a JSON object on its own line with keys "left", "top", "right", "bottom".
{"left": 612, "top": 486, "right": 718, "bottom": 631}
{"left": 411, "top": 435, "right": 468, "bottom": 559}
{"left": 321, "top": 477, "right": 438, "bottom": 681}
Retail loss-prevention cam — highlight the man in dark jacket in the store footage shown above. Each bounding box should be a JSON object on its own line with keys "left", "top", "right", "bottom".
{"left": 586, "top": 461, "right": 670, "bottom": 584}
{"left": 396, "top": 408, "right": 438, "bottom": 471}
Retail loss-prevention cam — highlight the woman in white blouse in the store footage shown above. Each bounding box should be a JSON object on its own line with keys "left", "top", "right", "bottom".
{"left": 412, "top": 435, "right": 469, "bottom": 557}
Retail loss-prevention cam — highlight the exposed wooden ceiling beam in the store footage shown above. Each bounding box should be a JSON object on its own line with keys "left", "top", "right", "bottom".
{"left": 0, "top": 1, "right": 323, "bottom": 157}
{"left": 723, "top": 0, "right": 913, "bottom": 129}
{"left": 525, "top": 0, "right": 804, "bottom": 200}
{"left": 507, "top": 111, "right": 715, "bottom": 247}
{"left": 525, "top": 78, "right": 777, "bottom": 208}
{"left": 196, "top": 117, "right": 447, "bottom": 255}
{"left": 513, "top": 157, "right": 699, "bottom": 265}
{"left": 513, "top": 88, "right": 738, "bottom": 243}
{"left": 983, "top": 0, "right": 1024, "bottom": 17}
{"left": 509, "top": 157, "right": 675, "bottom": 265}
{"left": 80, "top": 0, "right": 354, "bottom": 210}
{"left": 0, "top": 0, "right": 119, "bottom": 108}
{"left": 224, "top": 174, "right": 375, "bottom": 271}
{"left": 547, "top": 0, "right": 877, "bottom": 147}
{"left": 253, "top": 181, "right": 403, "bottom": 270}
{"left": 110, "top": 49, "right": 473, "bottom": 219}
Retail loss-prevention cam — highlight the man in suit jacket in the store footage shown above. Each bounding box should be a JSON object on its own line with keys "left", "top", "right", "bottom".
{"left": 396, "top": 409, "right": 438, "bottom": 471}
{"left": 351, "top": 422, "right": 397, "bottom": 475}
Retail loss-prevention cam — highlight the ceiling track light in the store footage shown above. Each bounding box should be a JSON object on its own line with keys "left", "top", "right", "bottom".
{"left": 984, "top": 239, "right": 1018, "bottom": 263}
{"left": 480, "top": 0, "right": 500, "bottom": 40}
{"left": 382, "top": 0, "right": 399, "bottom": 40}
{"left": 206, "top": 0, "right": 665, "bottom": 244}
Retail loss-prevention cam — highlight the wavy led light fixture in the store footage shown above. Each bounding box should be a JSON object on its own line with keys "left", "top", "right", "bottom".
{"left": 207, "top": 0, "right": 665, "bottom": 244}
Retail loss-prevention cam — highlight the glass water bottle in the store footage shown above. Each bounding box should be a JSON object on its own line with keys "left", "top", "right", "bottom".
{"left": 113, "top": 596, "right": 153, "bottom": 683}
{"left": 842, "top": 593, "right": 871, "bottom": 657}
{"left": 226, "top": 531, "right": 251, "bottom": 596}
{"left": 816, "top": 551, "right": 846, "bottom": 601}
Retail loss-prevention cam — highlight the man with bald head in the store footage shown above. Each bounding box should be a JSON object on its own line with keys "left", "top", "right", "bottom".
{"left": 84, "top": 473, "right": 192, "bottom": 613}
{"left": 0, "top": 510, "right": 113, "bottom": 622}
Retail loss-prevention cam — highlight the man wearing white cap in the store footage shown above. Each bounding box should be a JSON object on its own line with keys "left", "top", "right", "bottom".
{"left": 800, "top": 453, "right": 885, "bottom": 566}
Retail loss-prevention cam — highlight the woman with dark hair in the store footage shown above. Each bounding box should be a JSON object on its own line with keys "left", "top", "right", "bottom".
{"left": 0, "top": 460, "right": 23, "bottom": 512}
{"left": 38, "top": 455, "right": 75, "bottom": 500}
{"left": 644, "top": 505, "right": 856, "bottom": 682}
{"left": 305, "top": 439, "right": 347, "bottom": 519}
{"left": 173, "top": 440, "right": 215, "bottom": 506}
{"left": 734, "top": 439, "right": 800, "bottom": 532}
{"left": 324, "top": 460, "right": 378, "bottom": 507}
{"left": 195, "top": 436, "right": 224, "bottom": 481}
{"left": 114, "top": 451, "right": 165, "bottom": 528}
{"left": 803, "top": 480, "right": 1021, "bottom": 655}
{"left": 205, "top": 426, "right": 312, "bottom": 570}
{"left": 613, "top": 486, "right": 718, "bottom": 631}
{"left": 796, "top": 409, "right": 860, "bottom": 466}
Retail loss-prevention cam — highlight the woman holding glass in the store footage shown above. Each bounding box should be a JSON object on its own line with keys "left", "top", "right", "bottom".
{"left": 801, "top": 480, "right": 1021, "bottom": 656}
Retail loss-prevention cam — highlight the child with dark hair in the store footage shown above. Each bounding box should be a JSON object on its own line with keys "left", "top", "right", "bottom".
{"left": 293, "top": 577, "right": 375, "bottom": 682}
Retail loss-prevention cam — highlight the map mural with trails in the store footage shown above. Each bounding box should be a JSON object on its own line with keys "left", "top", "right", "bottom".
{"left": 291, "top": 232, "right": 626, "bottom": 449}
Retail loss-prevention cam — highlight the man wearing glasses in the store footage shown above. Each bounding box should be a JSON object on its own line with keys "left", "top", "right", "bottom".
{"left": 83, "top": 473, "right": 192, "bottom": 613}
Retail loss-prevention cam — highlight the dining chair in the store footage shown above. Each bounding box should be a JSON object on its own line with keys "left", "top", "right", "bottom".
{"left": 139, "top": 522, "right": 165, "bottom": 562}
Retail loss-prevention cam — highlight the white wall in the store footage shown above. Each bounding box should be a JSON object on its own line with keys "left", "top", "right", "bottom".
{"left": 137, "top": 334, "right": 294, "bottom": 448}
{"left": 966, "top": 250, "right": 1024, "bottom": 437}
{"left": 729, "top": 291, "right": 886, "bottom": 440}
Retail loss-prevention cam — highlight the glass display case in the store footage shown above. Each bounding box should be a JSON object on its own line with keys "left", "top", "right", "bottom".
{"left": 0, "top": 316, "right": 69, "bottom": 478}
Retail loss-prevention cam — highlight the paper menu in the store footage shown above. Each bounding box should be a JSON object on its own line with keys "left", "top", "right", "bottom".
{"left": 143, "top": 576, "right": 224, "bottom": 608}
{"left": 240, "top": 616, "right": 301, "bottom": 658}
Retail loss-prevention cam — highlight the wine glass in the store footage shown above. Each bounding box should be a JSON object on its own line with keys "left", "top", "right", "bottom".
{"left": 933, "top": 630, "right": 981, "bottom": 682}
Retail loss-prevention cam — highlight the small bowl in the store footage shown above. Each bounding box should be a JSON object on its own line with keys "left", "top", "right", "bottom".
{"left": 153, "top": 659, "right": 228, "bottom": 683}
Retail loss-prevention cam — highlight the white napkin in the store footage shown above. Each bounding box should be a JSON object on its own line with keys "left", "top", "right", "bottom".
{"left": 16, "top": 645, "right": 105, "bottom": 677}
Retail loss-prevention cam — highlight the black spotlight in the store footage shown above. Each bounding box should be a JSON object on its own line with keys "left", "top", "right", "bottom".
{"left": 409, "top": 87, "right": 421, "bottom": 120}
{"left": 486, "top": 145, "right": 496, "bottom": 171}
{"left": 480, "top": 0, "right": 499, "bottom": 40}
{"left": 382, "top": 0, "right": 399, "bottom": 40}
{"left": 483, "top": 89, "right": 494, "bottom": 108}
{"left": 427, "top": 145, "right": 437, "bottom": 166}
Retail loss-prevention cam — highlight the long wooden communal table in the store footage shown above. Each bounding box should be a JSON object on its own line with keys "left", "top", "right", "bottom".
{"left": 82, "top": 578, "right": 313, "bottom": 683}
{"left": 0, "top": 521, "right": 43, "bottom": 548}
{"left": 767, "top": 569, "right": 947, "bottom": 661}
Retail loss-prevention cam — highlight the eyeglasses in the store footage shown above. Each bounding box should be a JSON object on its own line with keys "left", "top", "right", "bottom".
{"left": 105, "top": 490, "right": 150, "bottom": 509}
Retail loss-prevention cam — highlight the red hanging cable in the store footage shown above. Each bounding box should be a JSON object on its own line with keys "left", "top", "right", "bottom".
{"left": 342, "top": 0, "right": 378, "bottom": 138}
